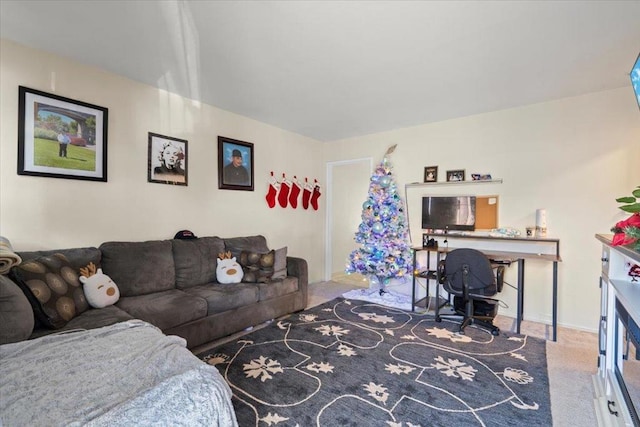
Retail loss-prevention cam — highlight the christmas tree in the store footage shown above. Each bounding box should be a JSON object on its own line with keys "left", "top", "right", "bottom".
{"left": 346, "top": 145, "right": 412, "bottom": 292}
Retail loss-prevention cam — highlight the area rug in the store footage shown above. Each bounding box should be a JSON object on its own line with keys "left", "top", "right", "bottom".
{"left": 200, "top": 297, "right": 551, "bottom": 426}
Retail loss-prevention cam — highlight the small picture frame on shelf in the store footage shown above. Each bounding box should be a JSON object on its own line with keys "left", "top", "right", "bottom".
{"left": 422, "top": 233, "right": 437, "bottom": 248}
{"left": 471, "top": 173, "right": 492, "bottom": 181}
{"left": 424, "top": 166, "right": 438, "bottom": 183}
{"left": 446, "top": 169, "right": 465, "bottom": 182}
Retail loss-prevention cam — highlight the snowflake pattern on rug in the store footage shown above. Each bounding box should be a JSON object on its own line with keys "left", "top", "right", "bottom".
{"left": 314, "top": 324, "right": 349, "bottom": 337}
{"left": 431, "top": 355, "right": 478, "bottom": 381}
{"left": 364, "top": 382, "right": 390, "bottom": 405}
{"left": 359, "top": 312, "right": 396, "bottom": 324}
{"left": 426, "top": 326, "right": 473, "bottom": 343}
{"left": 203, "top": 298, "right": 552, "bottom": 426}
{"left": 503, "top": 367, "right": 534, "bottom": 384}
{"left": 385, "top": 363, "right": 416, "bottom": 375}
{"left": 243, "top": 356, "right": 283, "bottom": 382}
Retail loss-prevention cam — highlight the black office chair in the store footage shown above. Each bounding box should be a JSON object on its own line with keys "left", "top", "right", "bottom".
{"left": 436, "top": 248, "right": 505, "bottom": 336}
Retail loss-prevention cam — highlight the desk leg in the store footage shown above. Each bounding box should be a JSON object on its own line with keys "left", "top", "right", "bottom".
{"left": 425, "top": 251, "right": 432, "bottom": 311}
{"left": 517, "top": 259, "right": 525, "bottom": 334}
{"left": 412, "top": 250, "right": 417, "bottom": 312}
{"left": 553, "top": 261, "right": 558, "bottom": 342}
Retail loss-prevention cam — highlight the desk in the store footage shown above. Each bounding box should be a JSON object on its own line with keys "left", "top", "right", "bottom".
{"left": 411, "top": 235, "right": 562, "bottom": 341}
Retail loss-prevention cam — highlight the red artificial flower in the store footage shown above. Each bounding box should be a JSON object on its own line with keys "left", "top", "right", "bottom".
{"left": 611, "top": 213, "right": 640, "bottom": 246}
{"left": 612, "top": 232, "right": 637, "bottom": 246}
{"left": 621, "top": 212, "right": 640, "bottom": 228}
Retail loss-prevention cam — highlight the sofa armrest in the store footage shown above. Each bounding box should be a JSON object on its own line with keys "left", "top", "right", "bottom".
{"left": 0, "top": 274, "right": 35, "bottom": 344}
{"left": 286, "top": 256, "right": 308, "bottom": 307}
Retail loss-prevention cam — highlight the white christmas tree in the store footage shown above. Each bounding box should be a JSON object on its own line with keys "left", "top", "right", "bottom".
{"left": 345, "top": 145, "right": 412, "bottom": 294}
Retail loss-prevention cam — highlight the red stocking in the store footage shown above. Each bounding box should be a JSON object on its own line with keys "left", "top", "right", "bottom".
{"left": 289, "top": 176, "right": 301, "bottom": 209}
{"left": 265, "top": 171, "right": 278, "bottom": 208}
{"left": 311, "top": 180, "right": 321, "bottom": 210}
{"left": 278, "top": 174, "right": 290, "bottom": 208}
{"left": 302, "top": 178, "right": 312, "bottom": 210}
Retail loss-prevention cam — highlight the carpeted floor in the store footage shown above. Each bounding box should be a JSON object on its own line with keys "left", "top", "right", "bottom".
{"left": 199, "top": 297, "right": 552, "bottom": 426}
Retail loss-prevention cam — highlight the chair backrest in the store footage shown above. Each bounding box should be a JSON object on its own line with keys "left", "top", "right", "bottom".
{"left": 443, "top": 248, "right": 497, "bottom": 296}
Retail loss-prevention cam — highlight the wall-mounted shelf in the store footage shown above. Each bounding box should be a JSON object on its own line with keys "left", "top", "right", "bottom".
{"left": 405, "top": 179, "right": 503, "bottom": 189}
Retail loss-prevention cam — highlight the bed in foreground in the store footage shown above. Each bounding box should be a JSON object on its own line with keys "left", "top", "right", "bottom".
{"left": 0, "top": 320, "right": 237, "bottom": 426}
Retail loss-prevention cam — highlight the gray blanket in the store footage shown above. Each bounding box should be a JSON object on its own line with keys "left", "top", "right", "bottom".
{"left": 0, "top": 320, "right": 238, "bottom": 426}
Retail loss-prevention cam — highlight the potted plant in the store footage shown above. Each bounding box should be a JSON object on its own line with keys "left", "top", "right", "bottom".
{"left": 611, "top": 186, "right": 640, "bottom": 251}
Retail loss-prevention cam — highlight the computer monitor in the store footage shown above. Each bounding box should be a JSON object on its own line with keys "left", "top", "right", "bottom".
{"left": 421, "top": 195, "right": 476, "bottom": 232}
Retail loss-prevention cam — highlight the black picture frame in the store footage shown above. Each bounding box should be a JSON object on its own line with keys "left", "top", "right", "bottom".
{"left": 148, "top": 132, "right": 188, "bottom": 186}
{"left": 446, "top": 169, "right": 465, "bottom": 182}
{"left": 424, "top": 166, "right": 438, "bottom": 182}
{"left": 17, "top": 86, "right": 108, "bottom": 182}
{"left": 218, "top": 136, "right": 254, "bottom": 191}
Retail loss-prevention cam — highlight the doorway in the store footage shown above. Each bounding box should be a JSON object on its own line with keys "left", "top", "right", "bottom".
{"left": 325, "top": 157, "right": 372, "bottom": 285}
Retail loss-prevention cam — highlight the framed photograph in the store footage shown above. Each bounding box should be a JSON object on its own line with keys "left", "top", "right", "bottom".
{"left": 218, "top": 136, "right": 254, "bottom": 191}
{"left": 446, "top": 169, "right": 465, "bottom": 182}
{"left": 471, "top": 173, "right": 492, "bottom": 181}
{"left": 424, "top": 166, "right": 438, "bottom": 183}
{"left": 18, "top": 86, "right": 108, "bottom": 181}
{"left": 148, "top": 132, "right": 187, "bottom": 186}
{"left": 422, "top": 233, "right": 430, "bottom": 247}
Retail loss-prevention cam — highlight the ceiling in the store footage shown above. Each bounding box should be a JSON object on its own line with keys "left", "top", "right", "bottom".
{"left": 1, "top": 1, "right": 639, "bottom": 142}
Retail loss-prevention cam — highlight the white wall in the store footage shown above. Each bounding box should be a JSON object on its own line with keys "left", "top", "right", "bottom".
{"left": 323, "top": 88, "right": 640, "bottom": 332}
{"left": 2, "top": 38, "right": 639, "bottom": 332}
{"left": 0, "top": 39, "right": 326, "bottom": 282}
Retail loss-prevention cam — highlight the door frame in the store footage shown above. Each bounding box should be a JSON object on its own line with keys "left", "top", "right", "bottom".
{"left": 324, "top": 157, "right": 372, "bottom": 281}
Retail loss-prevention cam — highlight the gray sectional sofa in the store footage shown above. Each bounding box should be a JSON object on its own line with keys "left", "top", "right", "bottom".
{"left": 1, "top": 235, "right": 308, "bottom": 349}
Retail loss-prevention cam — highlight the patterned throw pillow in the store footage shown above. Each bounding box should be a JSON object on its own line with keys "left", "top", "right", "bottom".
{"left": 11, "top": 253, "right": 89, "bottom": 329}
{"left": 239, "top": 250, "right": 275, "bottom": 283}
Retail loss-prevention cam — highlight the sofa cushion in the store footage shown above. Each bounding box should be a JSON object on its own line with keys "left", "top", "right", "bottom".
{"left": 183, "top": 282, "right": 259, "bottom": 314}
{"left": 257, "top": 276, "right": 299, "bottom": 301}
{"left": 272, "top": 246, "right": 288, "bottom": 280}
{"left": 29, "top": 305, "right": 136, "bottom": 339}
{"left": 11, "top": 253, "right": 89, "bottom": 329}
{"left": 17, "top": 247, "right": 101, "bottom": 270}
{"left": 100, "top": 240, "right": 175, "bottom": 297}
{"left": 223, "top": 235, "right": 269, "bottom": 258}
{"left": 0, "top": 275, "right": 34, "bottom": 344}
{"left": 115, "top": 289, "right": 207, "bottom": 330}
{"left": 172, "top": 237, "right": 225, "bottom": 288}
{"left": 239, "top": 250, "right": 275, "bottom": 283}
{"left": 65, "top": 304, "right": 134, "bottom": 330}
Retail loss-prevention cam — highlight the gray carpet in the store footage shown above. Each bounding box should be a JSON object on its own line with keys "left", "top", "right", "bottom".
{"left": 200, "top": 297, "right": 552, "bottom": 426}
